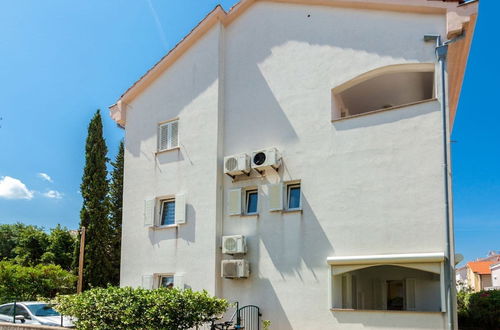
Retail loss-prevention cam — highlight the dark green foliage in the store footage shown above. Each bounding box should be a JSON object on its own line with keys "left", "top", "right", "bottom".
{"left": 13, "top": 225, "right": 49, "bottom": 266}
{"left": 458, "top": 290, "right": 500, "bottom": 330}
{"left": 75, "top": 110, "right": 113, "bottom": 289}
{"left": 0, "top": 223, "right": 28, "bottom": 260}
{"left": 109, "top": 141, "right": 124, "bottom": 285}
{"left": 54, "top": 286, "right": 229, "bottom": 330}
{"left": 0, "top": 261, "right": 76, "bottom": 304}
{"left": 41, "top": 225, "right": 76, "bottom": 271}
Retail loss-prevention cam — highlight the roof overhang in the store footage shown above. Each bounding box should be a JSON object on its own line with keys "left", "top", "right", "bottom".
{"left": 109, "top": 0, "right": 478, "bottom": 128}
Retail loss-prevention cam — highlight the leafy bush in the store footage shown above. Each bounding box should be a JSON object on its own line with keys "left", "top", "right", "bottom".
{"left": 0, "top": 261, "right": 76, "bottom": 304}
{"left": 54, "top": 286, "right": 229, "bottom": 330}
{"left": 458, "top": 290, "right": 500, "bottom": 330}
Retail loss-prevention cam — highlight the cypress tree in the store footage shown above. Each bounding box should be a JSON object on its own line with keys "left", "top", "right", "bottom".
{"left": 109, "top": 141, "right": 124, "bottom": 285}
{"left": 74, "top": 110, "right": 113, "bottom": 289}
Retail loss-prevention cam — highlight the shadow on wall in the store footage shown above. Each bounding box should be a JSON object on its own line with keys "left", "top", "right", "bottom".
{"left": 258, "top": 196, "right": 335, "bottom": 279}
{"left": 147, "top": 203, "right": 196, "bottom": 244}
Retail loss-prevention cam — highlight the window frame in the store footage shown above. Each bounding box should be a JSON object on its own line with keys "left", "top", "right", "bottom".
{"left": 245, "top": 189, "right": 259, "bottom": 215}
{"left": 157, "top": 119, "right": 179, "bottom": 152}
{"left": 159, "top": 198, "right": 176, "bottom": 227}
{"left": 157, "top": 274, "right": 175, "bottom": 289}
{"left": 286, "top": 183, "right": 301, "bottom": 211}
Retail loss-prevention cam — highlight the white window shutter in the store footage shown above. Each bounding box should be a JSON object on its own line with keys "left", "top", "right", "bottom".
{"left": 406, "top": 278, "right": 416, "bottom": 311}
{"left": 141, "top": 275, "right": 153, "bottom": 289}
{"left": 228, "top": 188, "right": 242, "bottom": 215}
{"left": 174, "top": 274, "right": 185, "bottom": 289}
{"left": 159, "top": 124, "right": 169, "bottom": 150}
{"left": 170, "top": 121, "right": 179, "bottom": 148}
{"left": 144, "top": 199, "right": 155, "bottom": 226}
{"left": 372, "top": 278, "right": 383, "bottom": 310}
{"left": 268, "top": 183, "right": 284, "bottom": 211}
{"left": 175, "top": 193, "right": 186, "bottom": 224}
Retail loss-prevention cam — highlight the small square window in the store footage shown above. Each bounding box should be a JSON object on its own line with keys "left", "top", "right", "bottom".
{"left": 287, "top": 184, "right": 301, "bottom": 210}
{"left": 246, "top": 190, "right": 258, "bottom": 215}
{"left": 160, "top": 199, "right": 175, "bottom": 226}
{"left": 159, "top": 275, "right": 174, "bottom": 289}
{"left": 158, "top": 120, "right": 179, "bottom": 151}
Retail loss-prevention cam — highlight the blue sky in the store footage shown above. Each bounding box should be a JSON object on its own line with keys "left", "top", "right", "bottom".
{"left": 0, "top": 1, "right": 497, "bottom": 264}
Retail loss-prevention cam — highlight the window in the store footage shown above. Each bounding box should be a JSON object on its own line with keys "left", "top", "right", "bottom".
{"left": 287, "top": 183, "right": 301, "bottom": 210}
{"left": 387, "top": 280, "right": 404, "bottom": 311}
{"left": 158, "top": 120, "right": 179, "bottom": 151}
{"left": 245, "top": 189, "right": 258, "bottom": 215}
{"left": 159, "top": 275, "right": 174, "bottom": 289}
{"left": 0, "top": 305, "right": 12, "bottom": 316}
{"left": 13, "top": 306, "right": 31, "bottom": 319}
{"left": 160, "top": 199, "right": 176, "bottom": 226}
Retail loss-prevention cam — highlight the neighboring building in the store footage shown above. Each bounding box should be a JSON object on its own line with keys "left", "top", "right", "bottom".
{"left": 466, "top": 261, "right": 493, "bottom": 292}
{"left": 109, "top": 0, "right": 478, "bottom": 329}
{"left": 490, "top": 263, "right": 500, "bottom": 289}
{"left": 456, "top": 266, "right": 468, "bottom": 291}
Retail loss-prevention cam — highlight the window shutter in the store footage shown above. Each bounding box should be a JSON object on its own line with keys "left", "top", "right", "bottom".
{"left": 268, "top": 183, "right": 284, "bottom": 211}
{"left": 174, "top": 274, "right": 185, "bottom": 289}
{"left": 144, "top": 199, "right": 155, "bottom": 226}
{"left": 170, "top": 121, "right": 179, "bottom": 148}
{"left": 141, "top": 275, "right": 153, "bottom": 289}
{"left": 175, "top": 193, "right": 186, "bottom": 224}
{"left": 406, "top": 278, "right": 416, "bottom": 311}
{"left": 372, "top": 278, "right": 383, "bottom": 310}
{"left": 228, "top": 188, "right": 242, "bottom": 215}
{"left": 159, "top": 124, "right": 169, "bottom": 151}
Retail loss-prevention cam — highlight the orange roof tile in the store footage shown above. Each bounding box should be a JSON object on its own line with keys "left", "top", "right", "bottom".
{"left": 467, "top": 261, "right": 494, "bottom": 275}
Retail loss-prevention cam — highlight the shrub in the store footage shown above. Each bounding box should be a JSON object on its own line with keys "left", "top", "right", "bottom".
{"left": 458, "top": 290, "right": 500, "bottom": 330}
{"left": 0, "top": 261, "right": 76, "bottom": 304}
{"left": 54, "top": 286, "right": 229, "bottom": 330}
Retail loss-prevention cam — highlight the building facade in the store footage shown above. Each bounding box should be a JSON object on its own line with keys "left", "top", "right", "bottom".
{"left": 109, "top": 0, "right": 478, "bottom": 329}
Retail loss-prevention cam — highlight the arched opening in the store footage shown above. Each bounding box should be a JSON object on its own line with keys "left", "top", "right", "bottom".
{"left": 332, "top": 63, "right": 436, "bottom": 120}
{"left": 331, "top": 264, "right": 442, "bottom": 312}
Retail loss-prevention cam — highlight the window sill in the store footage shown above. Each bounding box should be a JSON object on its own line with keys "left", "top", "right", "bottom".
{"left": 150, "top": 224, "right": 178, "bottom": 231}
{"left": 241, "top": 213, "right": 259, "bottom": 218}
{"left": 330, "top": 308, "right": 443, "bottom": 314}
{"left": 282, "top": 209, "right": 303, "bottom": 214}
{"left": 155, "top": 146, "right": 180, "bottom": 155}
{"left": 331, "top": 98, "right": 437, "bottom": 123}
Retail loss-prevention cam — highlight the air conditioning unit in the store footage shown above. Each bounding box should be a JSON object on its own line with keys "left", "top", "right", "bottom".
{"left": 224, "top": 153, "right": 250, "bottom": 176}
{"left": 221, "top": 259, "right": 250, "bottom": 279}
{"left": 222, "top": 235, "right": 247, "bottom": 255}
{"left": 251, "top": 148, "right": 281, "bottom": 173}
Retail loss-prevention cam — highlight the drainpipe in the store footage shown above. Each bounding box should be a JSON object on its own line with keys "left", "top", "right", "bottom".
{"left": 424, "top": 33, "right": 465, "bottom": 330}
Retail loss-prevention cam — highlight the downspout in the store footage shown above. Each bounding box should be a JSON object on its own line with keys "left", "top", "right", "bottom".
{"left": 424, "top": 33, "right": 465, "bottom": 330}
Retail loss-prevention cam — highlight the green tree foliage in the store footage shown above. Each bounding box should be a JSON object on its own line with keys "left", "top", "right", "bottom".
{"left": 458, "top": 290, "right": 500, "bottom": 330}
{"left": 109, "top": 141, "right": 124, "bottom": 285}
{"left": 0, "top": 261, "right": 76, "bottom": 304}
{"left": 41, "top": 225, "right": 76, "bottom": 271}
{"left": 0, "top": 223, "right": 28, "bottom": 260}
{"left": 13, "top": 225, "right": 49, "bottom": 266}
{"left": 74, "top": 110, "right": 113, "bottom": 289}
{"left": 54, "top": 286, "right": 229, "bottom": 330}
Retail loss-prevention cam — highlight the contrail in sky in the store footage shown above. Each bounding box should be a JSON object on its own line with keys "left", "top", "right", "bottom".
{"left": 146, "top": 0, "right": 169, "bottom": 49}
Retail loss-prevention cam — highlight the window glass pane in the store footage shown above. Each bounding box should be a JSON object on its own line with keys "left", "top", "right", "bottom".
{"left": 26, "top": 304, "right": 59, "bottom": 317}
{"left": 161, "top": 201, "right": 175, "bottom": 226}
{"left": 14, "top": 306, "right": 31, "bottom": 319}
{"left": 246, "top": 191, "right": 258, "bottom": 214}
{"left": 160, "top": 276, "right": 174, "bottom": 288}
{"left": 288, "top": 186, "right": 301, "bottom": 209}
{"left": 0, "top": 305, "right": 12, "bottom": 316}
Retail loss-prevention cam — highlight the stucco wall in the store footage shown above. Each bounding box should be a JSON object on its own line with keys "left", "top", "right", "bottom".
{"left": 121, "top": 2, "right": 450, "bottom": 329}
{"left": 121, "top": 24, "right": 223, "bottom": 293}
{"left": 221, "top": 3, "right": 447, "bottom": 329}
{"left": 492, "top": 266, "right": 500, "bottom": 287}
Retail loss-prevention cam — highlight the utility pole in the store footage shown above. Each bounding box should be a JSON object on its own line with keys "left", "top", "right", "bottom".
{"left": 77, "top": 226, "right": 86, "bottom": 294}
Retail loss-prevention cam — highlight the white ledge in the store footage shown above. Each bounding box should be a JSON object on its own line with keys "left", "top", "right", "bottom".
{"left": 327, "top": 252, "right": 445, "bottom": 265}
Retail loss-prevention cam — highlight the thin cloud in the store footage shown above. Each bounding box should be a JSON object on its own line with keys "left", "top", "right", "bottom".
{"left": 0, "top": 176, "right": 34, "bottom": 200}
{"left": 43, "top": 190, "right": 63, "bottom": 199}
{"left": 37, "top": 172, "right": 53, "bottom": 183}
{"left": 146, "top": 0, "right": 169, "bottom": 49}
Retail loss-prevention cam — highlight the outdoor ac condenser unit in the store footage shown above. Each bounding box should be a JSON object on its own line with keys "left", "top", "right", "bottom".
{"left": 221, "top": 259, "right": 250, "bottom": 279}
{"left": 224, "top": 153, "right": 250, "bottom": 176}
{"left": 251, "top": 148, "right": 281, "bottom": 173}
{"left": 222, "top": 235, "right": 247, "bottom": 255}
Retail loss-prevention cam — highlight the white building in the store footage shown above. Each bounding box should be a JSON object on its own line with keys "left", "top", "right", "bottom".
{"left": 109, "top": 0, "right": 478, "bottom": 329}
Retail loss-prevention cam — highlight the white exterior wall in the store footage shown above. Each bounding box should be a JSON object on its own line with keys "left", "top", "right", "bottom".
{"left": 121, "top": 24, "right": 223, "bottom": 294}
{"left": 120, "top": 2, "right": 451, "bottom": 329}
{"left": 222, "top": 3, "right": 447, "bottom": 329}
{"left": 491, "top": 265, "right": 500, "bottom": 287}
